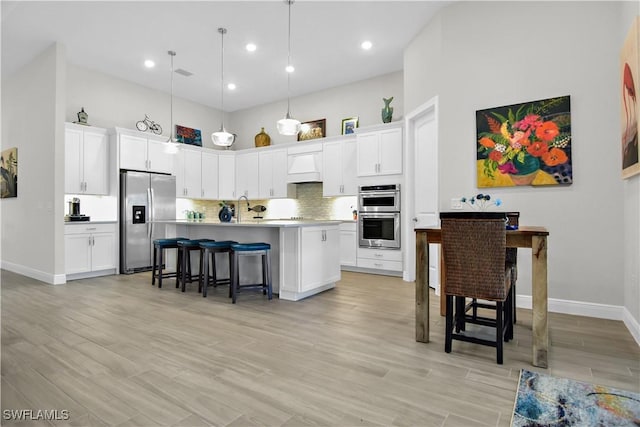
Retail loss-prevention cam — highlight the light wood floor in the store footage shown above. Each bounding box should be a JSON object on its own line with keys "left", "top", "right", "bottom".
{"left": 1, "top": 270, "right": 638, "bottom": 427}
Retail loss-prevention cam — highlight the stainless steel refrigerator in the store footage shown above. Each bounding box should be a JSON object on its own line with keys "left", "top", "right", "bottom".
{"left": 120, "top": 171, "right": 176, "bottom": 273}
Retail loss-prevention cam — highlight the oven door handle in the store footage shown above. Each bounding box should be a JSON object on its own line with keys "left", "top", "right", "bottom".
{"left": 360, "top": 191, "right": 398, "bottom": 198}
{"left": 359, "top": 212, "right": 400, "bottom": 218}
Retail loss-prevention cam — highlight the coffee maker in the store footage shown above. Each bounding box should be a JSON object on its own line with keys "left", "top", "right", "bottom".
{"left": 66, "top": 197, "right": 90, "bottom": 221}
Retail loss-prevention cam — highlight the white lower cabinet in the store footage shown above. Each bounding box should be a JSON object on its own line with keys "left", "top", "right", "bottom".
{"left": 65, "top": 223, "right": 117, "bottom": 279}
{"left": 339, "top": 222, "right": 357, "bottom": 267}
{"left": 300, "top": 226, "right": 340, "bottom": 292}
{"left": 279, "top": 224, "right": 341, "bottom": 301}
{"left": 357, "top": 247, "right": 403, "bottom": 272}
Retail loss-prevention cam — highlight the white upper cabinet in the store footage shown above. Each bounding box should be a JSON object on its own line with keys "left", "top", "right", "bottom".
{"left": 201, "top": 151, "right": 219, "bottom": 200}
{"left": 118, "top": 130, "right": 173, "bottom": 174}
{"left": 175, "top": 146, "right": 202, "bottom": 198}
{"left": 259, "top": 149, "right": 291, "bottom": 199}
{"left": 235, "top": 152, "right": 259, "bottom": 199}
{"left": 174, "top": 147, "right": 219, "bottom": 200}
{"left": 356, "top": 126, "right": 403, "bottom": 177}
{"left": 322, "top": 138, "right": 357, "bottom": 197}
{"left": 64, "top": 123, "right": 109, "bottom": 195}
{"left": 218, "top": 152, "right": 236, "bottom": 200}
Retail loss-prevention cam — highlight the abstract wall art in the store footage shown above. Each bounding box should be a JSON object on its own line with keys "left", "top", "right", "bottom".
{"left": 621, "top": 16, "right": 639, "bottom": 179}
{"left": 1, "top": 147, "right": 18, "bottom": 198}
{"left": 176, "top": 125, "right": 202, "bottom": 147}
{"left": 476, "top": 96, "right": 572, "bottom": 187}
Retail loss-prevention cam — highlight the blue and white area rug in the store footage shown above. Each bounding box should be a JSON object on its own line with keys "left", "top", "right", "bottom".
{"left": 512, "top": 369, "right": 640, "bottom": 426}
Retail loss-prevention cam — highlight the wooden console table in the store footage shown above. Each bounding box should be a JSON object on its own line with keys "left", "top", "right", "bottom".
{"left": 415, "top": 226, "right": 550, "bottom": 368}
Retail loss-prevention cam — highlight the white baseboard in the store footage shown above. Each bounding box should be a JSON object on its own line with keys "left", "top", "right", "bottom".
{"left": 517, "top": 295, "right": 623, "bottom": 319}
{"left": 517, "top": 295, "right": 640, "bottom": 346}
{"left": 1, "top": 260, "right": 66, "bottom": 285}
{"left": 622, "top": 307, "right": 640, "bottom": 346}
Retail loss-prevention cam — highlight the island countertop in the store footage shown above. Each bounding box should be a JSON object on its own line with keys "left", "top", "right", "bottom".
{"left": 154, "top": 219, "right": 343, "bottom": 228}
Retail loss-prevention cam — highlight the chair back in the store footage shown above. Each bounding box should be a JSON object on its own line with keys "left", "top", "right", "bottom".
{"left": 440, "top": 212, "right": 507, "bottom": 301}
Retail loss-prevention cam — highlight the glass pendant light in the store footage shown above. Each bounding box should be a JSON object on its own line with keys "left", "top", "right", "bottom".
{"left": 211, "top": 27, "right": 235, "bottom": 147}
{"left": 277, "top": 0, "right": 301, "bottom": 136}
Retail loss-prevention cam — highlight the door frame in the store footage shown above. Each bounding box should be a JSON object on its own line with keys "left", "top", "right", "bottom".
{"left": 402, "top": 96, "right": 439, "bottom": 286}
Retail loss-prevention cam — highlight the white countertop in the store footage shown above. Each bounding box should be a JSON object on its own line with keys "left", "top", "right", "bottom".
{"left": 155, "top": 219, "right": 342, "bottom": 228}
{"left": 65, "top": 220, "right": 117, "bottom": 225}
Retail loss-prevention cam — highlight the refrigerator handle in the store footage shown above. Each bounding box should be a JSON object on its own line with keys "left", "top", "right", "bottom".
{"left": 147, "top": 187, "right": 153, "bottom": 239}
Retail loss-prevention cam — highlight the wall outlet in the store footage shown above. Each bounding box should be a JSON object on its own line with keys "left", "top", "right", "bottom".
{"left": 450, "top": 198, "right": 462, "bottom": 209}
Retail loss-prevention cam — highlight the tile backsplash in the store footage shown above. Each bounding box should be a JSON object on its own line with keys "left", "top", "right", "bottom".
{"left": 180, "top": 183, "right": 357, "bottom": 221}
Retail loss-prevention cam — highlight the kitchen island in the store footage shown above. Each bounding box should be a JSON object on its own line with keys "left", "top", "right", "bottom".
{"left": 160, "top": 219, "right": 341, "bottom": 301}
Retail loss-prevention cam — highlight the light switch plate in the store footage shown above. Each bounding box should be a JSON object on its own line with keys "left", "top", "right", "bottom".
{"left": 450, "top": 198, "right": 462, "bottom": 209}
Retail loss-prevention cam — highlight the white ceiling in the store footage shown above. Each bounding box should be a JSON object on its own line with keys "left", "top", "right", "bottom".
{"left": 1, "top": 1, "right": 450, "bottom": 112}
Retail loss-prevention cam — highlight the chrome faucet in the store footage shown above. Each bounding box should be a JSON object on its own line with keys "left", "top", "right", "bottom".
{"left": 237, "top": 195, "right": 249, "bottom": 223}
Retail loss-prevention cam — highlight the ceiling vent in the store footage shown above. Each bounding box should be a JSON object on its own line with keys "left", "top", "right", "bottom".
{"left": 175, "top": 68, "right": 193, "bottom": 77}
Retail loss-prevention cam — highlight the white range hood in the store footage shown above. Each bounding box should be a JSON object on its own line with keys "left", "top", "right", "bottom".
{"left": 286, "top": 143, "right": 323, "bottom": 183}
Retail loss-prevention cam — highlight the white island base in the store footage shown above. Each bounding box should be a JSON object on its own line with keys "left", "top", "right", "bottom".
{"left": 164, "top": 220, "right": 341, "bottom": 301}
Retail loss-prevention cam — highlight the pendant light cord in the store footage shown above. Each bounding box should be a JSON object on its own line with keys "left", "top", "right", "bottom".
{"left": 219, "top": 28, "right": 226, "bottom": 129}
{"left": 286, "top": 0, "right": 292, "bottom": 116}
{"left": 168, "top": 50, "right": 176, "bottom": 142}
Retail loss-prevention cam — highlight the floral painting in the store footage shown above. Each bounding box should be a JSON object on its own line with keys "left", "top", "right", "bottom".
{"left": 621, "top": 17, "right": 639, "bottom": 179}
{"left": 1, "top": 147, "right": 18, "bottom": 198}
{"left": 476, "top": 96, "right": 572, "bottom": 187}
{"left": 176, "top": 125, "right": 202, "bottom": 147}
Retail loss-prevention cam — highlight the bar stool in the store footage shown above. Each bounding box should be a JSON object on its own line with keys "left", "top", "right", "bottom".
{"left": 199, "top": 241, "right": 237, "bottom": 298}
{"left": 229, "top": 242, "right": 273, "bottom": 304}
{"left": 152, "top": 237, "right": 186, "bottom": 288}
{"left": 177, "top": 239, "right": 213, "bottom": 292}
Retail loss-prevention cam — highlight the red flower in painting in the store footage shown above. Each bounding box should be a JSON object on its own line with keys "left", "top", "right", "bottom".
{"left": 526, "top": 141, "right": 549, "bottom": 157}
{"left": 541, "top": 147, "right": 568, "bottom": 166}
{"left": 479, "top": 137, "right": 496, "bottom": 149}
{"left": 489, "top": 150, "right": 503, "bottom": 162}
{"left": 535, "top": 121, "right": 559, "bottom": 142}
{"left": 513, "top": 114, "right": 541, "bottom": 131}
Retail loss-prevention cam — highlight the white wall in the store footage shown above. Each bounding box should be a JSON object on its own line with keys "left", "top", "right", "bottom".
{"left": 404, "top": 2, "right": 626, "bottom": 311}
{"left": 620, "top": 2, "right": 640, "bottom": 339}
{"left": 228, "top": 72, "right": 403, "bottom": 150}
{"left": 1, "top": 43, "right": 66, "bottom": 284}
{"left": 66, "top": 63, "right": 225, "bottom": 150}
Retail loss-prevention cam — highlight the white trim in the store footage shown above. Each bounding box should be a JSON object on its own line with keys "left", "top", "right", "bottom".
{"left": 402, "top": 96, "right": 439, "bottom": 284}
{"left": 516, "top": 295, "right": 623, "bottom": 320}
{"left": 622, "top": 307, "right": 640, "bottom": 346}
{"left": 516, "top": 295, "right": 639, "bottom": 346}
{"left": 1, "top": 260, "right": 66, "bottom": 285}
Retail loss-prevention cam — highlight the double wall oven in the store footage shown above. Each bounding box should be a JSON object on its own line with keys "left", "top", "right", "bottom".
{"left": 358, "top": 184, "right": 401, "bottom": 249}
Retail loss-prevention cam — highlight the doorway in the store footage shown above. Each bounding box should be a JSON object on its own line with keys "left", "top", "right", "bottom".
{"left": 403, "top": 97, "right": 439, "bottom": 293}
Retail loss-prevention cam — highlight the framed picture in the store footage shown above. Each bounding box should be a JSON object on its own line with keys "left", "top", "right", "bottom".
{"left": 621, "top": 16, "right": 639, "bottom": 179}
{"left": 1, "top": 147, "right": 18, "bottom": 198}
{"left": 298, "top": 119, "right": 326, "bottom": 141}
{"left": 176, "top": 125, "right": 202, "bottom": 147}
{"left": 341, "top": 117, "right": 359, "bottom": 135}
{"left": 476, "top": 96, "right": 572, "bottom": 188}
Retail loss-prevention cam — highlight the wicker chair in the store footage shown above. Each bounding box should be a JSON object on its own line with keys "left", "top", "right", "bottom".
{"left": 440, "top": 212, "right": 514, "bottom": 364}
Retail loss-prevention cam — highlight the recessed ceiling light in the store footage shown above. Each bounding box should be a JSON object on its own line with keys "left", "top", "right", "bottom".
{"left": 245, "top": 43, "right": 257, "bottom": 52}
{"left": 285, "top": 64, "right": 295, "bottom": 73}
{"left": 361, "top": 41, "right": 373, "bottom": 50}
{"left": 227, "top": 83, "right": 236, "bottom": 90}
{"left": 144, "top": 59, "right": 155, "bottom": 68}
